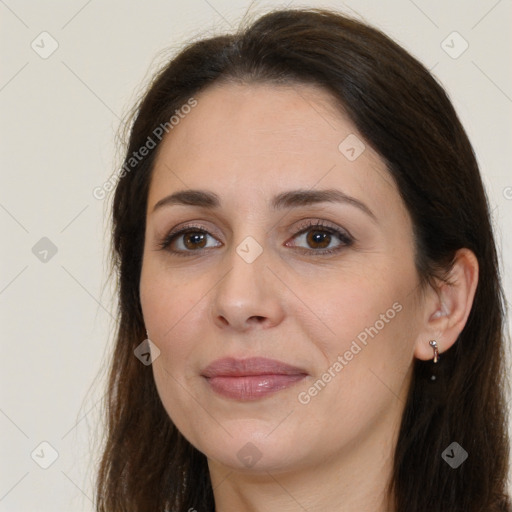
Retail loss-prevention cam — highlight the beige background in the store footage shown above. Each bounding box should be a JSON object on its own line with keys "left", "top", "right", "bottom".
{"left": 1, "top": 0, "right": 511, "bottom": 510}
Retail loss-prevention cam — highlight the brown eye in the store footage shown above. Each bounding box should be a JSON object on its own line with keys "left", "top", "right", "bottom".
{"left": 182, "top": 231, "right": 208, "bottom": 250}
{"left": 159, "top": 226, "right": 222, "bottom": 254}
{"left": 287, "top": 221, "right": 354, "bottom": 255}
{"left": 305, "top": 230, "right": 332, "bottom": 249}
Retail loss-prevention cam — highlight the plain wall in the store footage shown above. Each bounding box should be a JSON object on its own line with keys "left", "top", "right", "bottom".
{"left": 1, "top": 0, "right": 511, "bottom": 510}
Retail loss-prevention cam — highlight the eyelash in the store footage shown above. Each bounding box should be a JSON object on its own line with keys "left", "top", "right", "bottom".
{"left": 157, "top": 220, "right": 354, "bottom": 257}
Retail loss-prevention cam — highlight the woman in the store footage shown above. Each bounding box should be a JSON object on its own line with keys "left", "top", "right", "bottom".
{"left": 96, "top": 8, "right": 511, "bottom": 512}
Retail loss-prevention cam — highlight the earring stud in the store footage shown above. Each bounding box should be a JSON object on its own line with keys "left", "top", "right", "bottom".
{"left": 429, "top": 340, "right": 439, "bottom": 363}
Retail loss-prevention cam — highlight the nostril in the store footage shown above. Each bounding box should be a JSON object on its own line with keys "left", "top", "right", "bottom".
{"left": 249, "top": 316, "right": 266, "bottom": 323}
{"left": 218, "top": 316, "right": 229, "bottom": 326}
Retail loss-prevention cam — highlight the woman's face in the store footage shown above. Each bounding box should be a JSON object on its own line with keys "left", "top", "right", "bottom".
{"left": 140, "top": 82, "right": 426, "bottom": 474}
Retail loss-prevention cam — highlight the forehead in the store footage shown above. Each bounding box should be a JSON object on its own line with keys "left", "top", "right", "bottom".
{"left": 148, "top": 82, "right": 399, "bottom": 215}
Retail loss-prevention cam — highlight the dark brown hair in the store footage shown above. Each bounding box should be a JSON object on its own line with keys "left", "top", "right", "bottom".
{"left": 96, "top": 8, "right": 511, "bottom": 512}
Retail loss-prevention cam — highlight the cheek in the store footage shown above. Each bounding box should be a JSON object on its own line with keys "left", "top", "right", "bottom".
{"left": 141, "top": 254, "right": 200, "bottom": 332}
{"left": 299, "top": 260, "right": 420, "bottom": 411}
{"left": 139, "top": 258, "right": 207, "bottom": 377}
{"left": 140, "top": 262, "right": 211, "bottom": 439}
{"left": 293, "top": 283, "right": 417, "bottom": 440}
{"left": 296, "top": 263, "right": 409, "bottom": 357}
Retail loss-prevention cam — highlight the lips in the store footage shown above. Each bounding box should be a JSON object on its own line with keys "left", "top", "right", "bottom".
{"left": 201, "top": 357, "right": 308, "bottom": 401}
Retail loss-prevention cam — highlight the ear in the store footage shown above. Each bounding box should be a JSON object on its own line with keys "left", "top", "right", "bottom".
{"left": 414, "top": 248, "right": 479, "bottom": 361}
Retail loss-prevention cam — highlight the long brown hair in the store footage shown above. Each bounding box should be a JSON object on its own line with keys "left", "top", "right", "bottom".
{"left": 96, "top": 8, "right": 511, "bottom": 511}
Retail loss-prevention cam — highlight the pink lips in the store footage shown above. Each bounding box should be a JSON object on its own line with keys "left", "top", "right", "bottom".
{"left": 201, "top": 357, "right": 308, "bottom": 401}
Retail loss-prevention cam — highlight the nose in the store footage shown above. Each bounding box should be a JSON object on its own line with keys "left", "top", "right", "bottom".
{"left": 210, "top": 241, "right": 285, "bottom": 332}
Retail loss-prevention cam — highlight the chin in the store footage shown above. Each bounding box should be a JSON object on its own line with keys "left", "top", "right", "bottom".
{"left": 196, "top": 425, "right": 314, "bottom": 474}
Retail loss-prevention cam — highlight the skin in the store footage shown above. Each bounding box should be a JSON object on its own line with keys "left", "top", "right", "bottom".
{"left": 139, "top": 82, "right": 478, "bottom": 511}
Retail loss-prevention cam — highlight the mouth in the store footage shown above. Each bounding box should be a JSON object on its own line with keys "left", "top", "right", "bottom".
{"left": 201, "top": 357, "right": 308, "bottom": 401}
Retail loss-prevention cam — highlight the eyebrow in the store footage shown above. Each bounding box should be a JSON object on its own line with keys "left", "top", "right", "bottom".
{"left": 152, "top": 188, "right": 376, "bottom": 221}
